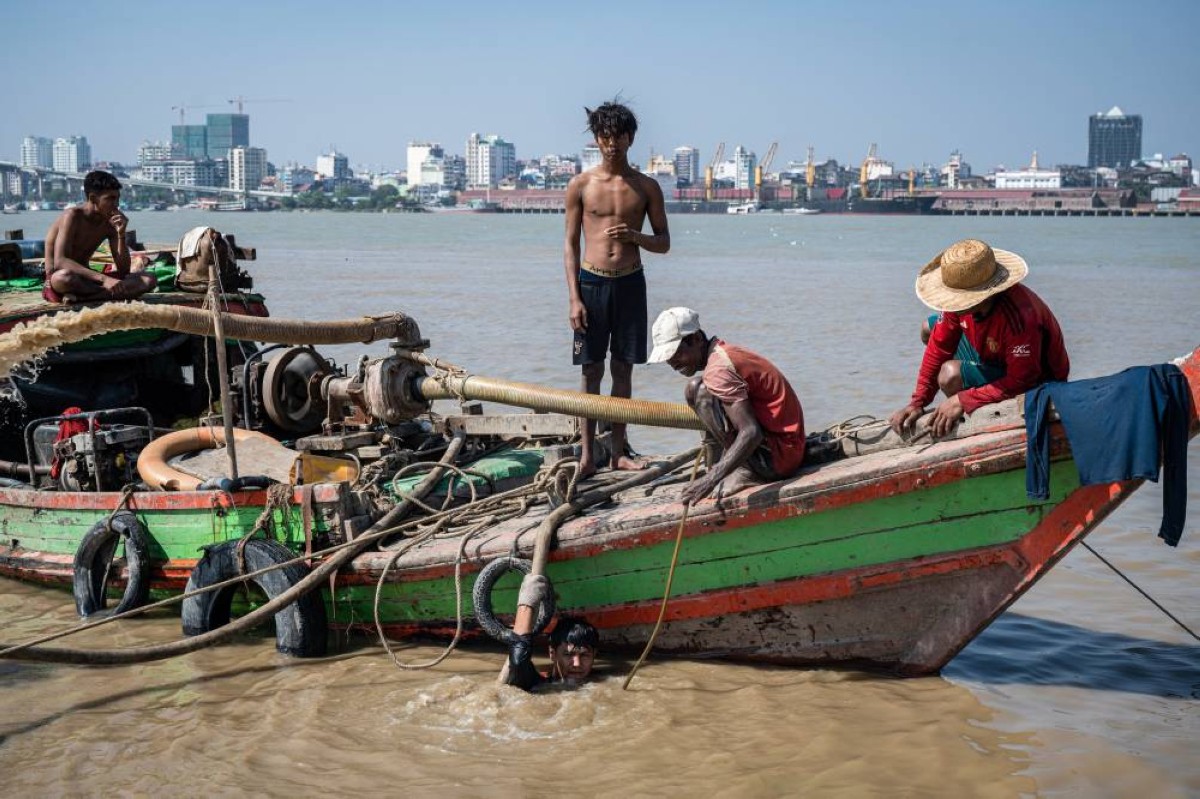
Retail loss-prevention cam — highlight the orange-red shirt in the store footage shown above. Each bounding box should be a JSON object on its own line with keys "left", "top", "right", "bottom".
{"left": 911, "top": 284, "right": 1070, "bottom": 415}
{"left": 704, "top": 339, "right": 806, "bottom": 474}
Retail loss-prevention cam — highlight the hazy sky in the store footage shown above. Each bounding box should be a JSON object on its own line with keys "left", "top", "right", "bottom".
{"left": 5, "top": 0, "right": 1197, "bottom": 173}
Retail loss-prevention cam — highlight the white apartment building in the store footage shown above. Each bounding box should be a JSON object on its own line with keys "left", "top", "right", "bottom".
{"left": 645, "top": 154, "right": 675, "bottom": 176}
{"left": 230, "top": 146, "right": 267, "bottom": 192}
{"left": 580, "top": 144, "right": 602, "bottom": 173}
{"left": 994, "top": 151, "right": 1061, "bottom": 189}
{"left": 941, "top": 150, "right": 972, "bottom": 189}
{"left": 466, "top": 133, "right": 517, "bottom": 188}
{"left": 136, "top": 160, "right": 217, "bottom": 187}
{"left": 406, "top": 142, "right": 444, "bottom": 187}
{"left": 52, "top": 136, "right": 91, "bottom": 173}
{"left": 316, "top": 149, "right": 351, "bottom": 181}
{"left": 21, "top": 136, "right": 53, "bottom": 169}
{"left": 137, "top": 141, "right": 175, "bottom": 166}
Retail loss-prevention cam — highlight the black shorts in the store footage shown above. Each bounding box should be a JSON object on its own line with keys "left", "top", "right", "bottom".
{"left": 572, "top": 269, "right": 647, "bottom": 365}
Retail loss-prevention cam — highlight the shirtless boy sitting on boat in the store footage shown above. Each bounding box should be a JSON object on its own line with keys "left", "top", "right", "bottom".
{"left": 43, "top": 170, "right": 157, "bottom": 304}
{"left": 564, "top": 100, "right": 670, "bottom": 479}
{"left": 889, "top": 238, "right": 1069, "bottom": 438}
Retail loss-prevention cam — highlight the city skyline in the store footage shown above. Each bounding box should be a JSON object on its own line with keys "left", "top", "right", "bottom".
{"left": 4, "top": 0, "right": 1198, "bottom": 172}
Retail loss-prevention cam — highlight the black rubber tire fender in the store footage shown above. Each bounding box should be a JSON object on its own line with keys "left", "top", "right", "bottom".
{"left": 471, "top": 556, "right": 555, "bottom": 645}
{"left": 181, "top": 538, "right": 327, "bottom": 657}
{"left": 72, "top": 511, "right": 152, "bottom": 618}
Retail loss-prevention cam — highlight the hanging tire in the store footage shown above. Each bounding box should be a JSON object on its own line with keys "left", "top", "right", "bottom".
{"left": 72, "top": 511, "right": 152, "bottom": 618}
{"left": 181, "top": 539, "right": 327, "bottom": 657}
{"left": 471, "top": 556, "right": 555, "bottom": 645}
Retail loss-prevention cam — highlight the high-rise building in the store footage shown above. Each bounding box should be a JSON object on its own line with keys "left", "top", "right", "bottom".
{"left": 466, "top": 133, "right": 517, "bottom": 188}
{"left": 21, "top": 136, "right": 53, "bottom": 169}
{"left": 205, "top": 113, "right": 250, "bottom": 160}
{"left": 1088, "top": 106, "right": 1142, "bottom": 169}
{"left": 316, "top": 149, "right": 351, "bottom": 181}
{"left": 230, "top": 146, "right": 267, "bottom": 192}
{"left": 673, "top": 146, "right": 700, "bottom": 186}
{"left": 171, "top": 125, "right": 209, "bottom": 160}
{"left": 442, "top": 154, "right": 467, "bottom": 191}
{"left": 733, "top": 145, "right": 757, "bottom": 190}
{"left": 406, "top": 142, "right": 444, "bottom": 186}
{"left": 52, "top": 136, "right": 91, "bottom": 173}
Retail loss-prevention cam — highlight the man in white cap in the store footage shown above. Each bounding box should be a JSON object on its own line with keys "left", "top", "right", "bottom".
{"left": 649, "top": 307, "right": 807, "bottom": 503}
{"left": 889, "top": 238, "right": 1070, "bottom": 438}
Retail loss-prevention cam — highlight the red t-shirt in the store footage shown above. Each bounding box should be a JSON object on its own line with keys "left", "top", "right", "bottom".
{"left": 911, "top": 284, "right": 1070, "bottom": 415}
{"left": 703, "top": 339, "right": 806, "bottom": 474}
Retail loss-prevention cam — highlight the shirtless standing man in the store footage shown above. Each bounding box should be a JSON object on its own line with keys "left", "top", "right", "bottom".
{"left": 564, "top": 101, "right": 670, "bottom": 479}
{"left": 43, "top": 170, "right": 157, "bottom": 303}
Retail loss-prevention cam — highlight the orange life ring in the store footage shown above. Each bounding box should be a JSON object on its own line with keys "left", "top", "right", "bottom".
{"left": 137, "top": 427, "right": 284, "bottom": 490}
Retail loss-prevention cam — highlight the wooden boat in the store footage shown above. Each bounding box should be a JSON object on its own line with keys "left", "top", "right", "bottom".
{"left": 0, "top": 273, "right": 1195, "bottom": 673}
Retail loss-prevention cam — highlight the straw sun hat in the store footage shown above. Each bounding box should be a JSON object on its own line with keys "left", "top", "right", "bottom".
{"left": 914, "top": 239, "right": 1028, "bottom": 313}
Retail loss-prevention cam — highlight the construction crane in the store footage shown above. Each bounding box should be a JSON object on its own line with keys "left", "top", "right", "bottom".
{"left": 859, "top": 143, "right": 877, "bottom": 199}
{"left": 753, "top": 141, "right": 778, "bottom": 201}
{"left": 227, "top": 96, "right": 292, "bottom": 114}
{"left": 704, "top": 142, "right": 725, "bottom": 202}
{"left": 171, "top": 103, "right": 221, "bottom": 126}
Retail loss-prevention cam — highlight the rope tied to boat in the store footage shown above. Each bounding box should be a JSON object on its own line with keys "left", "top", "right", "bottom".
{"left": 1081, "top": 542, "right": 1199, "bottom": 642}
{"left": 250, "top": 482, "right": 295, "bottom": 540}
{"left": 98, "top": 484, "right": 139, "bottom": 598}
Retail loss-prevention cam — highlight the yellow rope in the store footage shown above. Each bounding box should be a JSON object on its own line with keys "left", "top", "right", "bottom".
{"left": 622, "top": 450, "right": 705, "bottom": 690}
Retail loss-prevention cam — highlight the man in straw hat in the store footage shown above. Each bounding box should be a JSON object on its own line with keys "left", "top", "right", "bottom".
{"left": 889, "top": 239, "right": 1069, "bottom": 438}
{"left": 649, "top": 307, "right": 806, "bottom": 503}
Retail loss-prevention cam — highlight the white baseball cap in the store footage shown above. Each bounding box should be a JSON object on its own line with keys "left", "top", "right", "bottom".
{"left": 648, "top": 307, "right": 701, "bottom": 363}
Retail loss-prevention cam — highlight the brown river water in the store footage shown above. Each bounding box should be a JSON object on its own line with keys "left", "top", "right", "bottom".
{"left": 1, "top": 210, "right": 1197, "bottom": 797}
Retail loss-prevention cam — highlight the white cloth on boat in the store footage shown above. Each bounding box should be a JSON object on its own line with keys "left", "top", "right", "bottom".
{"left": 177, "top": 226, "right": 215, "bottom": 261}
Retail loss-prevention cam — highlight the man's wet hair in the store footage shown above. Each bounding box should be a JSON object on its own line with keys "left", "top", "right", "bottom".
{"left": 585, "top": 101, "right": 638, "bottom": 140}
{"left": 550, "top": 615, "right": 599, "bottom": 650}
{"left": 84, "top": 170, "right": 122, "bottom": 196}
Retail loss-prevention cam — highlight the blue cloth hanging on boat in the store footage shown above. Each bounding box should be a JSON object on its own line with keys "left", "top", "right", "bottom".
{"left": 1024, "top": 364, "right": 1192, "bottom": 546}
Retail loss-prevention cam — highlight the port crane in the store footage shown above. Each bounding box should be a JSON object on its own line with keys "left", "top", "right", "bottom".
{"left": 859, "top": 142, "right": 877, "bottom": 199}
{"left": 704, "top": 141, "right": 725, "bottom": 202}
{"left": 171, "top": 103, "right": 222, "bottom": 125}
{"left": 227, "top": 96, "right": 292, "bottom": 114}
{"left": 753, "top": 141, "right": 778, "bottom": 202}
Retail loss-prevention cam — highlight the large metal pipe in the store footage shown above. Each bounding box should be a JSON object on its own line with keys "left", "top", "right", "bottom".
{"left": 415, "top": 373, "right": 703, "bottom": 430}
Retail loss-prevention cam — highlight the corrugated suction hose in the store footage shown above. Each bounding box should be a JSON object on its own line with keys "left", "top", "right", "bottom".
{"left": 0, "top": 301, "right": 417, "bottom": 377}
{"left": 416, "top": 373, "right": 702, "bottom": 430}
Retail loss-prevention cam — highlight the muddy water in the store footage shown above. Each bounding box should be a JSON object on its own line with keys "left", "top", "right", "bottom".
{"left": 1, "top": 211, "right": 1197, "bottom": 796}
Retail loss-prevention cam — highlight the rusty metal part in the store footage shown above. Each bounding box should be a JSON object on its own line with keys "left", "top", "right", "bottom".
{"left": 262, "top": 347, "right": 332, "bottom": 432}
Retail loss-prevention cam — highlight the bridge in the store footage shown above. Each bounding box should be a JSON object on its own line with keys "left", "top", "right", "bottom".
{"left": 0, "top": 161, "right": 291, "bottom": 203}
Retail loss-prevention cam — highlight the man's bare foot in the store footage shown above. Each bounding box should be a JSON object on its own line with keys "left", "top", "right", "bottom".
{"left": 577, "top": 458, "right": 598, "bottom": 481}
{"left": 612, "top": 454, "right": 651, "bottom": 471}
{"left": 717, "top": 465, "right": 763, "bottom": 497}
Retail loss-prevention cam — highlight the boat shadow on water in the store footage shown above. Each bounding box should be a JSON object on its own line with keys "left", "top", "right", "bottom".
{"left": 945, "top": 612, "right": 1200, "bottom": 698}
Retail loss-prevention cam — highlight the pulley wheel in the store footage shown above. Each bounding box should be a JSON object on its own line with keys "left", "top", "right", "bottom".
{"left": 262, "top": 347, "right": 331, "bottom": 431}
